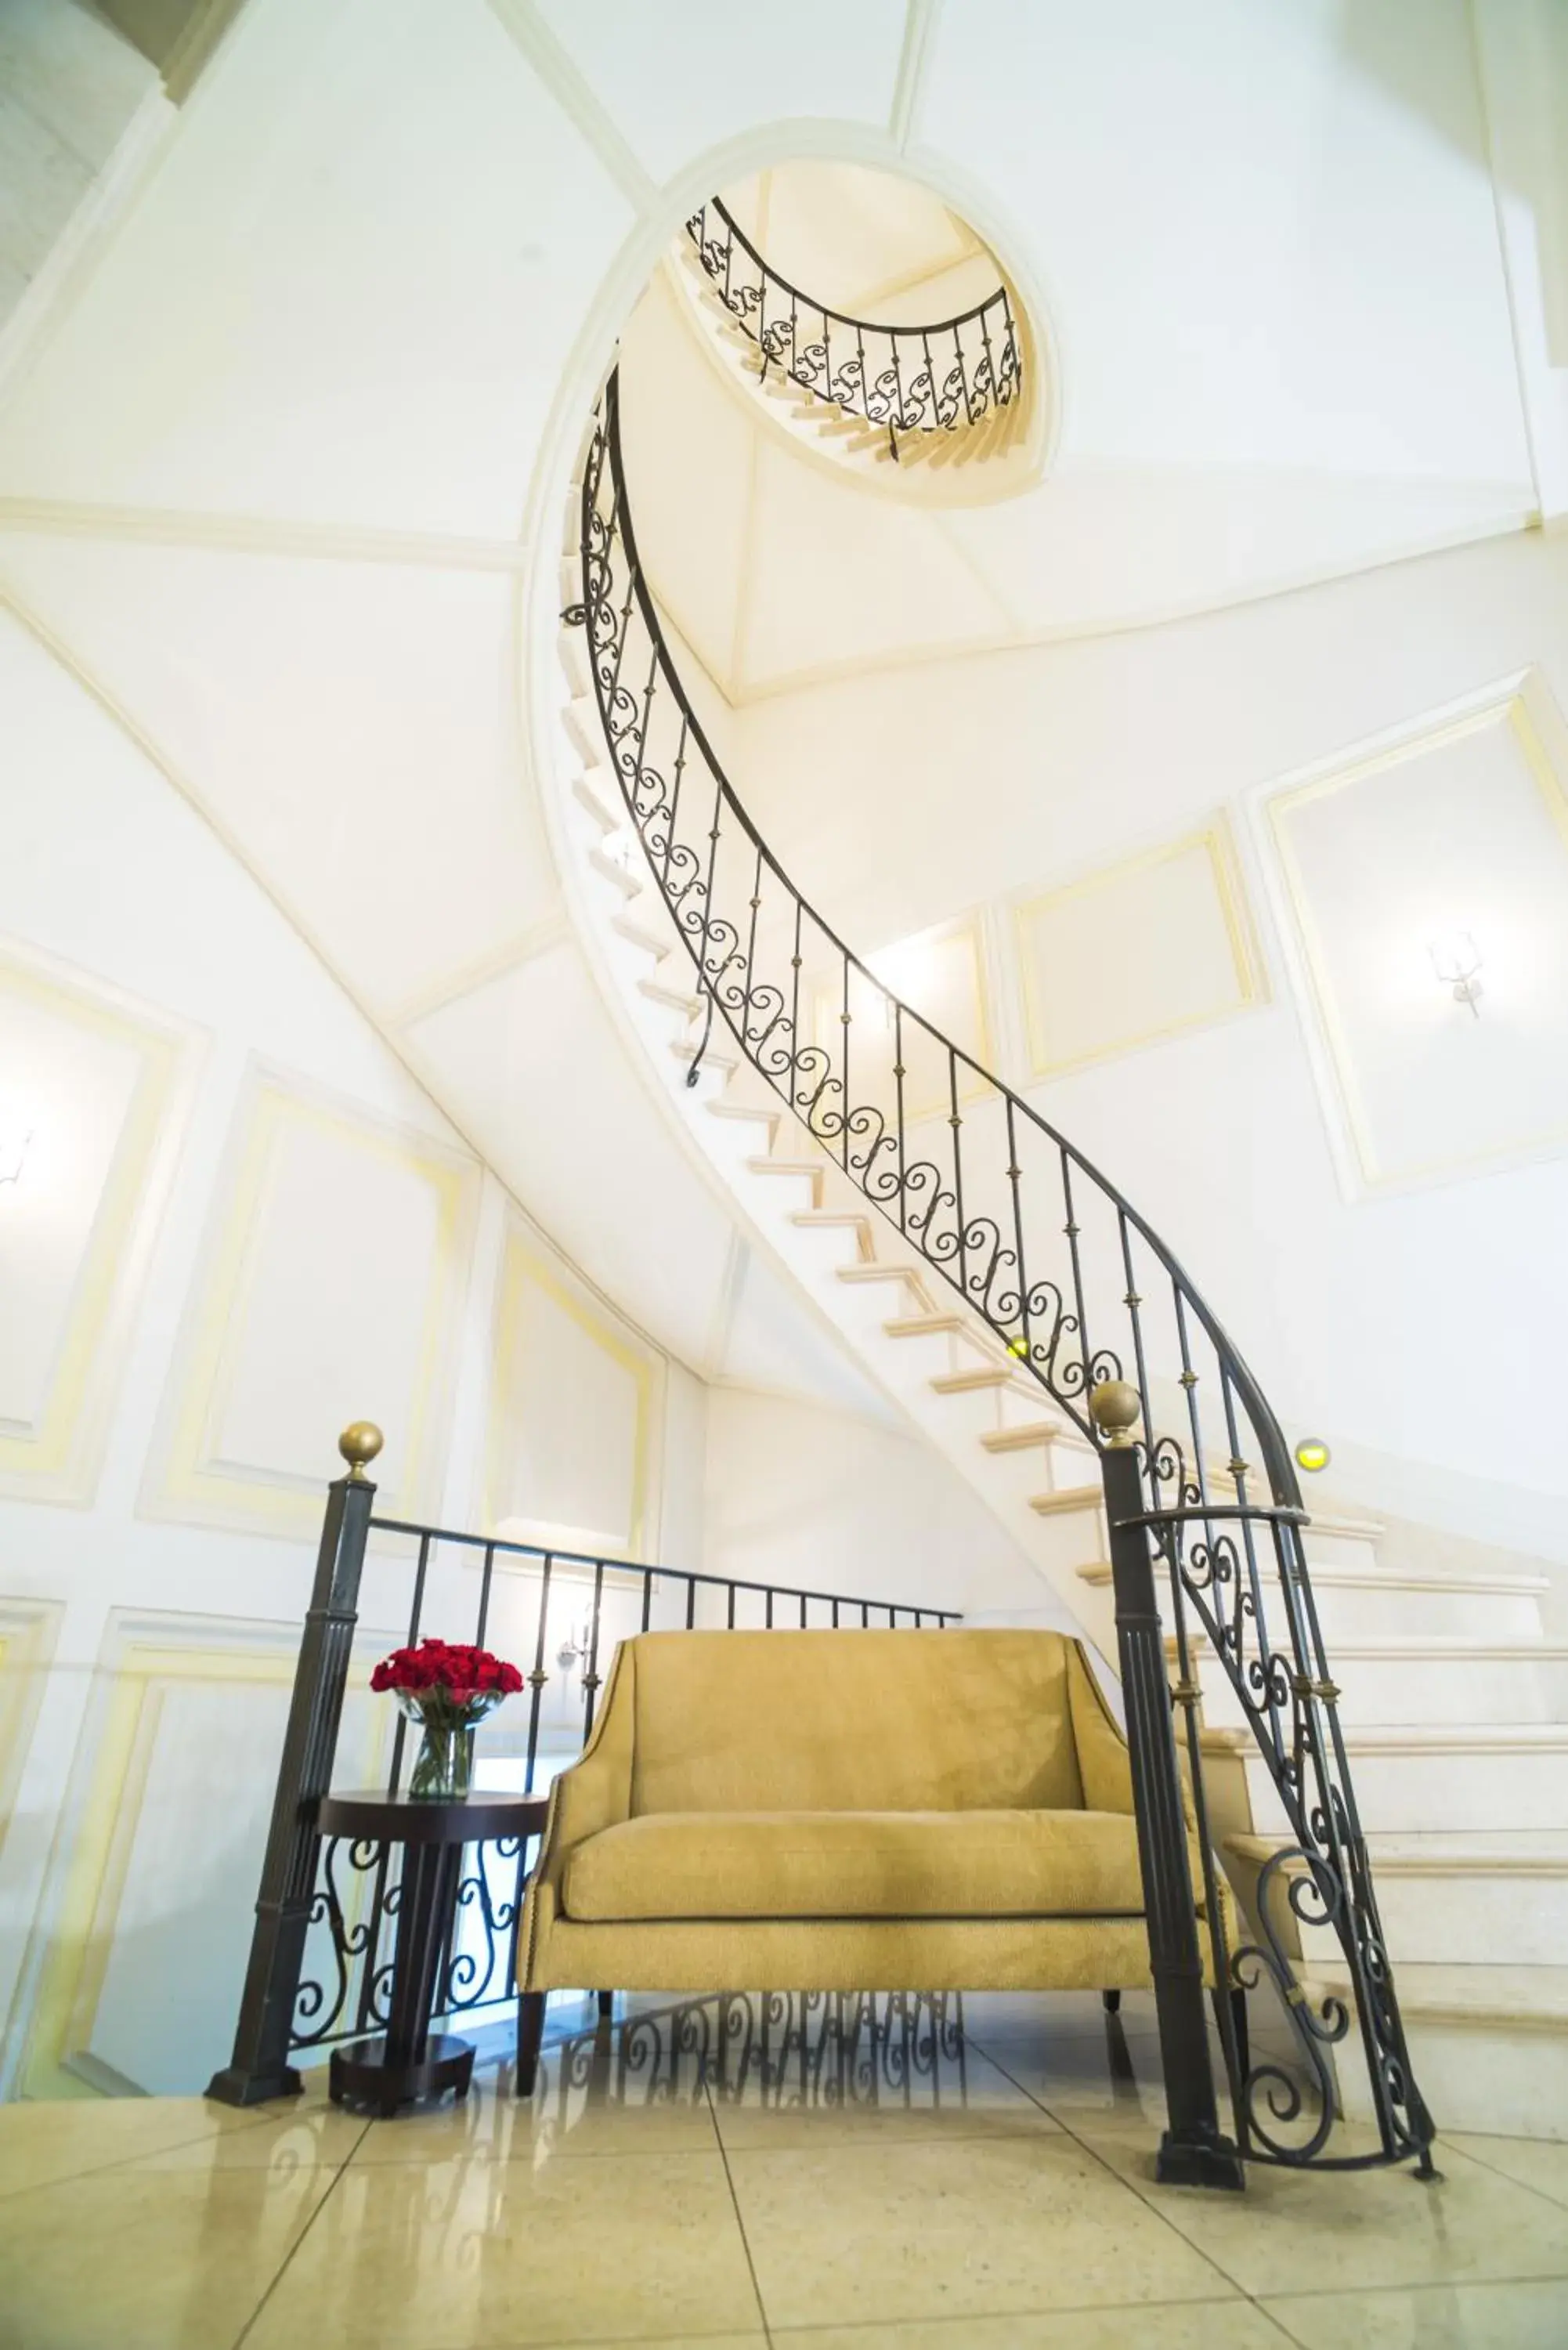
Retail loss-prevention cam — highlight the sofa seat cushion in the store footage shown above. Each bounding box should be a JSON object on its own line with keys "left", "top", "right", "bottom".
{"left": 561, "top": 1808, "right": 1167, "bottom": 1923}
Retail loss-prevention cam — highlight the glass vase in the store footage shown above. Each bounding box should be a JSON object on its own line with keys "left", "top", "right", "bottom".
{"left": 407, "top": 1719, "right": 475, "bottom": 1800}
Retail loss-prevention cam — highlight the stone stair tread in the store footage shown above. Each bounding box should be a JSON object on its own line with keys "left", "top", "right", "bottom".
{"left": 1203, "top": 1720, "right": 1568, "bottom": 1754}
{"left": 1029, "top": 1483, "right": 1104, "bottom": 1517}
{"left": 1165, "top": 1630, "right": 1566, "bottom": 1660}
{"left": 1313, "top": 1958, "right": 1568, "bottom": 2026}
{"left": 980, "top": 1419, "right": 1068, "bottom": 1452}
{"left": 930, "top": 1366, "right": 1044, "bottom": 1396}
{"left": 1228, "top": 1828, "right": 1568, "bottom": 1874}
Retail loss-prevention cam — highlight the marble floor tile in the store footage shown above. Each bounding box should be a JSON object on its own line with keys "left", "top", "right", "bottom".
{"left": 726, "top": 2130, "right": 1240, "bottom": 2331}
{"left": 774, "top": 2304, "right": 1292, "bottom": 2348}
{"left": 244, "top": 2145, "right": 763, "bottom": 2348}
{"left": 975, "top": 2021, "right": 1174, "bottom": 2124}
{"left": 1260, "top": 2276, "right": 1568, "bottom": 2348}
{"left": 1072, "top": 2117, "right": 1568, "bottom": 2298}
{"left": 1447, "top": 2131, "right": 1568, "bottom": 2209}
{"left": 0, "top": 2091, "right": 274, "bottom": 2199}
{"left": 959, "top": 1990, "right": 1162, "bottom": 2043}
{"left": 347, "top": 2052, "right": 718, "bottom": 2169}
{"left": 707, "top": 2036, "right": 1061, "bottom": 2151}
{"left": 125, "top": 2095, "right": 368, "bottom": 2171}
{"left": 0, "top": 2156, "right": 335, "bottom": 2350}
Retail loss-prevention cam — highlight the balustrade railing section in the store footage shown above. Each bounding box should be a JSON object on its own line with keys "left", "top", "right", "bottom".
{"left": 566, "top": 365, "right": 1435, "bottom": 2182}
{"left": 685, "top": 195, "right": 1021, "bottom": 454}
{"left": 209, "top": 1428, "right": 955, "bottom": 2109}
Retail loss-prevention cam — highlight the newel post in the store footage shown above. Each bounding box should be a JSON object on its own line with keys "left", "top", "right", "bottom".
{"left": 207, "top": 1421, "right": 382, "bottom": 2107}
{"left": 1091, "top": 1379, "right": 1244, "bottom": 2190}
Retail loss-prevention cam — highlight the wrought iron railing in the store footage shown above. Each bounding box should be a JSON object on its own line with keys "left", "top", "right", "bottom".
{"left": 567, "top": 367, "right": 1435, "bottom": 2182}
{"left": 684, "top": 195, "right": 1021, "bottom": 454}
{"left": 208, "top": 1428, "right": 957, "bottom": 2106}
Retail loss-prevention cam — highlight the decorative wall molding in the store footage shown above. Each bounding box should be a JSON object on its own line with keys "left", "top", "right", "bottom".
{"left": 1013, "top": 816, "right": 1266, "bottom": 1081}
{"left": 143, "top": 1062, "right": 482, "bottom": 1540}
{"left": 0, "top": 497, "right": 538, "bottom": 574}
{"left": 8, "top": 1608, "right": 392, "bottom": 2099}
{"left": 0, "top": 937, "right": 204, "bottom": 1507}
{"left": 484, "top": 1209, "right": 660, "bottom": 1558}
{"left": 1255, "top": 667, "right": 1568, "bottom": 1199}
{"left": 891, "top": 0, "right": 945, "bottom": 151}
{"left": 0, "top": 1598, "right": 64, "bottom": 1868}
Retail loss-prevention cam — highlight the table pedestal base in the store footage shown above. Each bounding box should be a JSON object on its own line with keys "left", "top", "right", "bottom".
{"left": 329, "top": 2031, "right": 475, "bottom": 2117}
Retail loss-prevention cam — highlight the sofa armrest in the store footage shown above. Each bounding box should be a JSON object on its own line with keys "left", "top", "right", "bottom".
{"left": 519, "top": 1636, "right": 634, "bottom": 1990}
{"left": 1067, "top": 1641, "right": 1136, "bottom": 1813}
{"left": 1068, "top": 1639, "right": 1200, "bottom": 1830}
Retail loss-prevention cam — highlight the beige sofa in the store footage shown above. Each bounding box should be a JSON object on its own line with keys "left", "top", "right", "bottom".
{"left": 515, "top": 1628, "right": 1228, "bottom": 2088}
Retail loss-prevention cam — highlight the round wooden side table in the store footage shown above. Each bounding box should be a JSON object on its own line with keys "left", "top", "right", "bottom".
{"left": 320, "top": 1788, "right": 550, "bottom": 2117}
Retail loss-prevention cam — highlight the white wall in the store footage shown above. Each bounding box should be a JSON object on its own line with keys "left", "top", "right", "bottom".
{"left": 726, "top": 526, "right": 1568, "bottom": 1562}
{"left": 0, "top": 605, "right": 706, "bottom": 2099}
{"left": 703, "top": 1385, "right": 1075, "bottom": 1628}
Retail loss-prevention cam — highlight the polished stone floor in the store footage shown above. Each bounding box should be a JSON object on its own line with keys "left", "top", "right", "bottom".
{"left": 2, "top": 1990, "right": 1566, "bottom": 2348}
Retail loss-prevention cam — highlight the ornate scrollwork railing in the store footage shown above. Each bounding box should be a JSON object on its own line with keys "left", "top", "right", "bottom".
{"left": 684, "top": 195, "right": 1021, "bottom": 452}
{"left": 566, "top": 365, "right": 1435, "bottom": 2177}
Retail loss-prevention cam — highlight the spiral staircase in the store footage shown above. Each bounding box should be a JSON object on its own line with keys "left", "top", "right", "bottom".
{"left": 545, "top": 201, "right": 1568, "bottom": 2157}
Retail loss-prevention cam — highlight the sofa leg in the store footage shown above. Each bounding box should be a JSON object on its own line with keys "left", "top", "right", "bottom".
{"left": 1102, "top": 1988, "right": 1122, "bottom": 2015}
{"left": 597, "top": 1990, "right": 614, "bottom": 2021}
{"left": 515, "top": 1991, "right": 545, "bottom": 2099}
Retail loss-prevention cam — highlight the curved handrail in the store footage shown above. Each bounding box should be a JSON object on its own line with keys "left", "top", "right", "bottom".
{"left": 565, "top": 366, "right": 1434, "bottom": 2176}
{"left": 685, "top": 194, "right": 1021, "bottom": 443}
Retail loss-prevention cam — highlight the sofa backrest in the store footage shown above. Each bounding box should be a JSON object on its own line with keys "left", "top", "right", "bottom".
{"left": 627, "top": 1629, "right": 1088, "bottom": 1815}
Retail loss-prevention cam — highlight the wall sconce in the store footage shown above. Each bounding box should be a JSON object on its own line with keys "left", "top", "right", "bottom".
{"left": 556, "top": 1615, "right": 594, "bottom": 1672}
{"left": 0, "top": 1126, "right": 33, "bottom": 1190}
{"left": 1428, "top": 930, "right": 1483, "bottom": 1018}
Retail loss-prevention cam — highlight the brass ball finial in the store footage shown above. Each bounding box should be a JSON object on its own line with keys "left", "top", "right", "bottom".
{"left": 1089, "top": 1379, "right": 1142, "bottom": 1448}
{"left": 338, "top": 1421, "right": 384, "bottom": 1480}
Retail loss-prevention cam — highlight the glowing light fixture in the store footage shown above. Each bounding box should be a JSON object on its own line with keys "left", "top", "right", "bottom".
{"left": 1428, "top": 929, "right": 1483, "bottom": 1018}
{"left": 1295, "top": 1437, "right": 1331, "bottom": 1474}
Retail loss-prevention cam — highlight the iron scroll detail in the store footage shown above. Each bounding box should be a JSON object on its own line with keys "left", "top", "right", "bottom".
{"left": 569, "top": 363, "right": 1436, "bottom": 2177}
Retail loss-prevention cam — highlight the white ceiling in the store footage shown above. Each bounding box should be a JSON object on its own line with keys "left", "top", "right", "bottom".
{"left": 0, "top": 0, "right": 1563, "bottom": 1423}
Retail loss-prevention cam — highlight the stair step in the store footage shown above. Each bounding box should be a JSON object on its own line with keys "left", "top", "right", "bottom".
{"left": 611, "top": 912, "right": 674, "bottom": 963}
{"left": 1328, "top": 1961, "right": 1568, "bottom": 2138}
{"left": 747, "top": 1152, "right": 822, "bottom": 1194}
{"left": 705, "top": 1097, "right": 779, "bottom": 1131}
{"left": 1028, "top": 1483, "right": 1105, "bottom": 1519}
{"left": 980, "top": 1419, "right": 1066, "bottom": 1454}
{"left": 670, "top": 1038, "right": 739, "bottom": 1077}
{"left": 884, "top": 1313, "right": 966, "bottom": 1339}
{"left": 790, "top": 1210, "right": 874, "bottom": 1262}
{"left": 930, "top": 1366, "right": 1043, "bottom": 1398}
{"left": 1201, "top": 1720, "right": 1568, "bottom": 1831}
{"left": 837, "top": 1260, "right": 927, "bottom": 1289}
{"left": 638, "top": 978, "right": 702, "bottom": 1018}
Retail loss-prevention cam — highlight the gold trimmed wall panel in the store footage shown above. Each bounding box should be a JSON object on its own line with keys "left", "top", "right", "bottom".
{"left": 1013, "top": 818, "right": 1266, "bottom": 1081}
{"left": 11, "top": 1610, "right": 395, "bottom": 2099}
{"left": 0, "top": 940, "right": 202, "bottom": 1506}
{"left": 143, "top": 1064, "right": 481, "bottom": 1538}
{"left": 1263, "top": 672, "right": 1568, "bottom": 1196}
{"left": 484, "top": 1213, "right": 659, "bottom": 1560}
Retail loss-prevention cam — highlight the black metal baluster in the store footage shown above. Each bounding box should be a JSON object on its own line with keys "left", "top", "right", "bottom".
{"left": 948, "top": 1049, "right": 968, "bottom": 1305}
{"left": 474, "top": 1541, "right": 497, "bottom": 1649}
{"left": 893, "top": 1000, "right": 908, "bottom": 1234}
{"left": 524, "top": 1556, "right": 553, "bottom": 1795}
{"left": 582, "top": 1562, "right": 606, "bottom": 1738}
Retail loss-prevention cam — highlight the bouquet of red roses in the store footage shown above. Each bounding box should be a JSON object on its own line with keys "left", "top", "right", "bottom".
{"left": 370, "top": 1638, "right": 523, "bottom": 1799}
